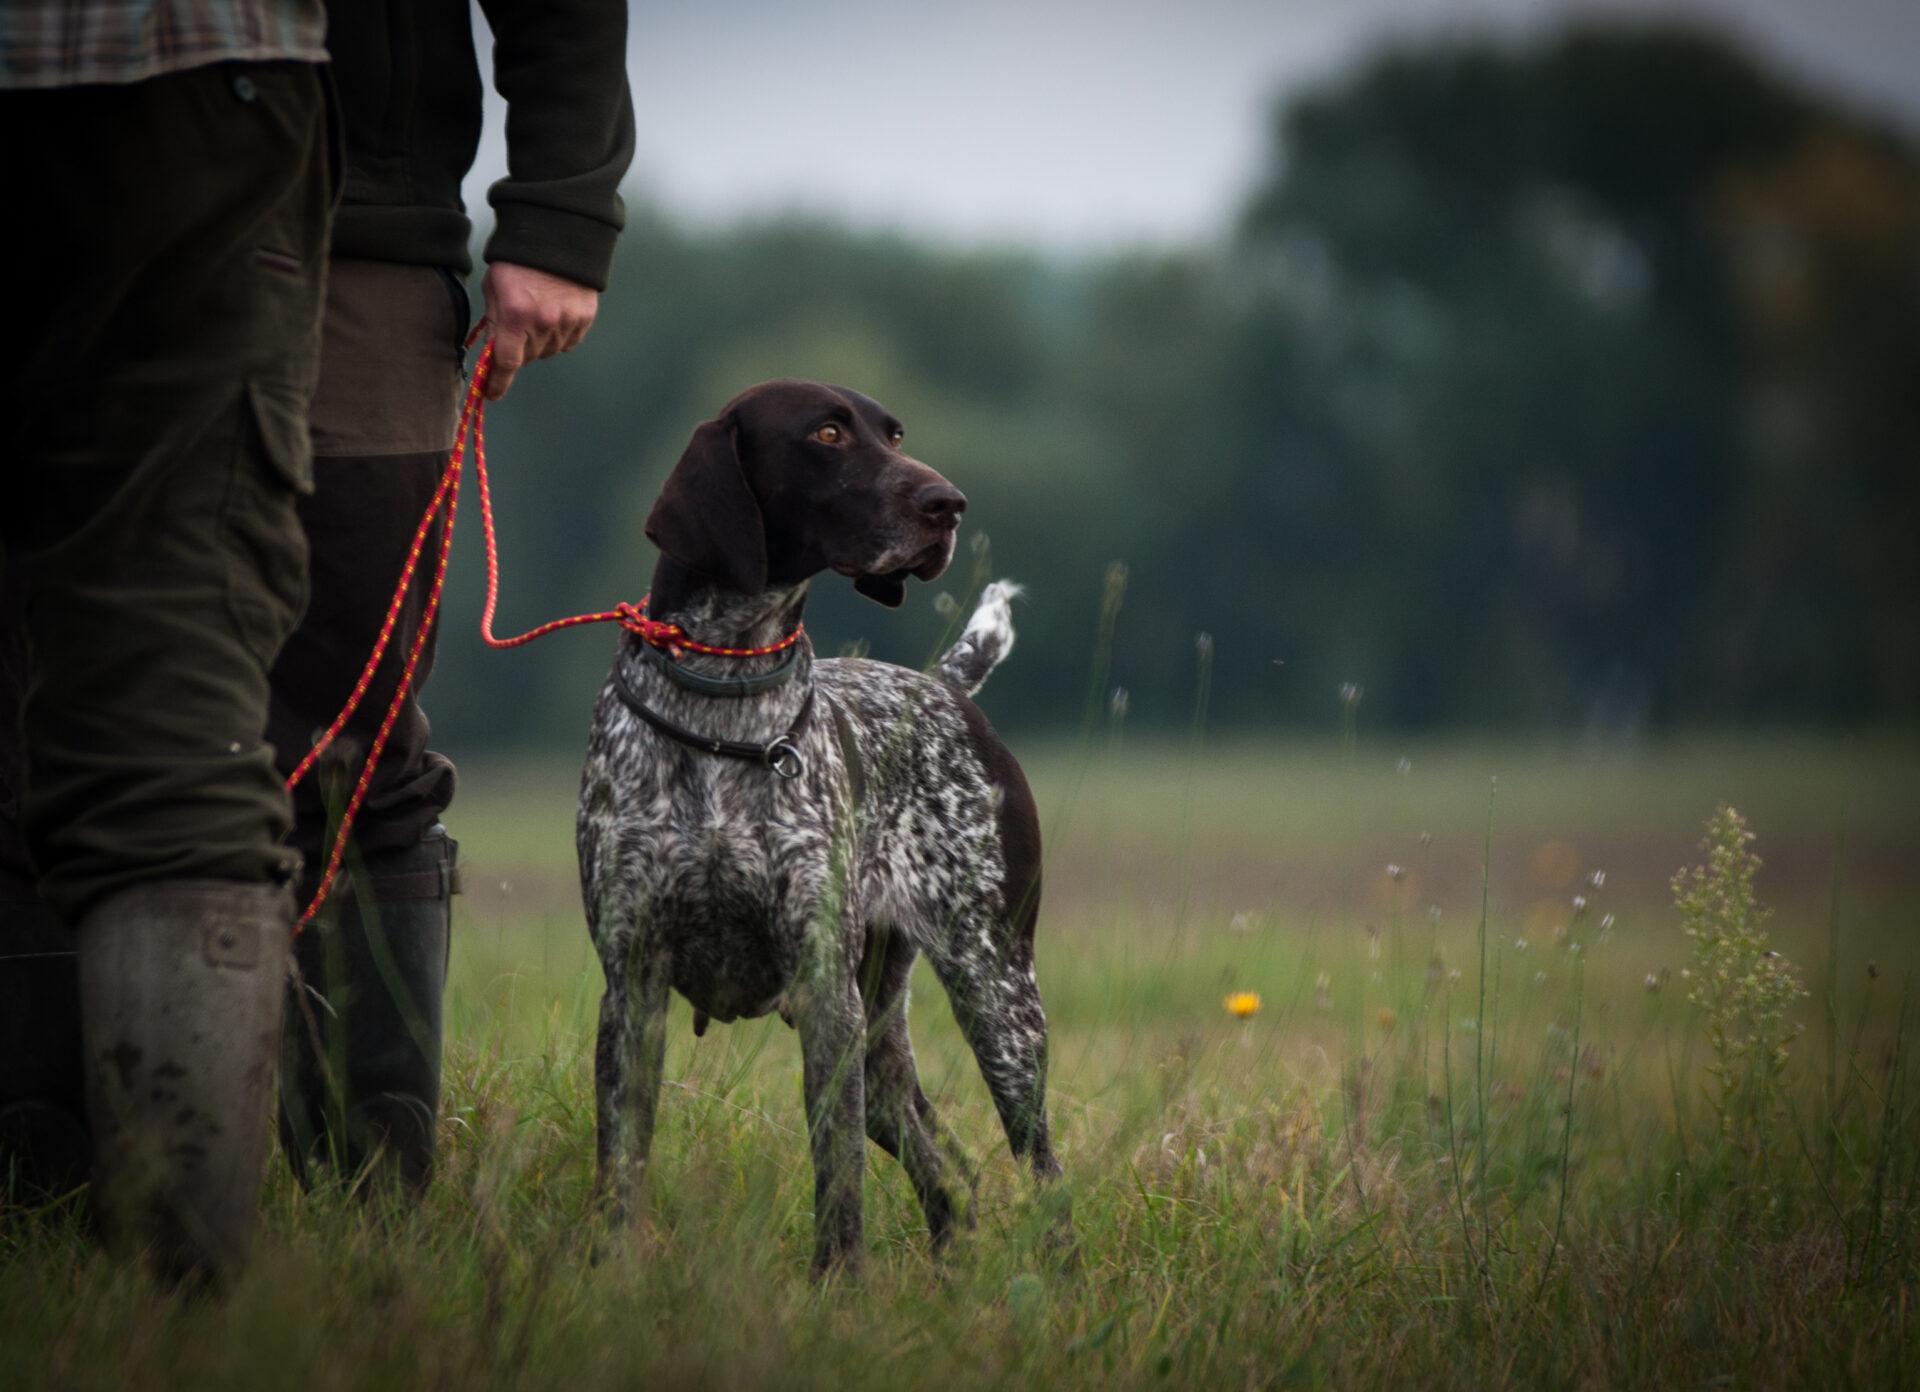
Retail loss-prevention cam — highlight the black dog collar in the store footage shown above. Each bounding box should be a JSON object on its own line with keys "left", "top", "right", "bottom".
{"left": 640, "top": 636, "right": 802, "bottom": 698}
{"left": 613, "top": 659, "right": 814, "bottom": 780}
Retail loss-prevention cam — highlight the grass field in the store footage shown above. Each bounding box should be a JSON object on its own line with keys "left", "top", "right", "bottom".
{"left": 6, "top": 735, "right": 1919, "bottom": 1389}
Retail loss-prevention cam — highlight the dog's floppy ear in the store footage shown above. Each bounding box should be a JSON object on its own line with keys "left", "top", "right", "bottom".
{"left": 853, "top": 573, "right": 907, "bottom": 608}
{"left": 644, "top": 416, "right": 769, "bottom": 594}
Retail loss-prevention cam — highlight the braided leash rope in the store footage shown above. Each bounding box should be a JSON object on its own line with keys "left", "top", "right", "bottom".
{"left": 467, "top": 380, "right": 802, "bottom": 659}
{"left": 285, "top": 337, "right": 803, "bottom": 928}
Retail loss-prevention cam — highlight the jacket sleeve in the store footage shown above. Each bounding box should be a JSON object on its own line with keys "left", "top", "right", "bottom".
{"left": 477, "top": 0, "right": 636, "bottom": 292}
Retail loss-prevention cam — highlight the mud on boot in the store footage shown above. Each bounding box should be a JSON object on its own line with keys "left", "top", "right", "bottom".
{"left": 77, "top": 879, "right": 294, "bottom": 1287}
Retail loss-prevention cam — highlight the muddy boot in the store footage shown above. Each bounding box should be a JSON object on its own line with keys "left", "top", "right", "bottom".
{"left": 76, "top": 879, "right": 294, "bottom": 1287}
{"left": 0, "top": 897, "right": 91, "bottom": 1203}
{"left": 279, "top": 825, "right": 455, "bottom": 1196}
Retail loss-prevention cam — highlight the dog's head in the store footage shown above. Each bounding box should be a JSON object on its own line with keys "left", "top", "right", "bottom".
{"left": 644, "top": 380, "right": 965, "bottom": 608}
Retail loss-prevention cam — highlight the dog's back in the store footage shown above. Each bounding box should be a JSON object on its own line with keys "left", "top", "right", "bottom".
{"left": 815, "top": 589, "right": 1041, "bottom": 955}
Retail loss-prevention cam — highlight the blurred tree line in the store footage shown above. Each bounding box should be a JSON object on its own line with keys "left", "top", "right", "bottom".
{"left": 432, "top": 24, "right": 1920, "bottom": 752}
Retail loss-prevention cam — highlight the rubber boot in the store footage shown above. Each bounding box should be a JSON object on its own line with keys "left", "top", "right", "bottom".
{"left": 76, "top": 879, "right": 294, "bottom": 1287}
{"left": 279, "top": 825, "right": 455, "bottom": 1196}
{"left": 0, "top": 897, "right": 91, "bottom": 1203}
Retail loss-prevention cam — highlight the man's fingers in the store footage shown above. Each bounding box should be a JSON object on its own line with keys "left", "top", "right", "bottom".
{"left": 476, "top": 263, "right": 600, "bottom": 391}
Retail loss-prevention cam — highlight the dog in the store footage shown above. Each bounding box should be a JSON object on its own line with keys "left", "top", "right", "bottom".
{"left": 577, "top": 380, "right": 1061, "bottom": 1272}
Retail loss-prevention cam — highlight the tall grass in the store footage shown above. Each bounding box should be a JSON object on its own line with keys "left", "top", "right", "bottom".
{"left": 4, "top": 737, "right": 1918, "bottom": 1390}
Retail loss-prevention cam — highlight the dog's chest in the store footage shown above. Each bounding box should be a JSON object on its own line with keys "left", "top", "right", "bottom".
{"left": 586, "top": 754, "right": 837, "bottom": 1020}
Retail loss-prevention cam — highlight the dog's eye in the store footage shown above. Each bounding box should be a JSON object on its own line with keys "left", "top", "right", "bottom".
{"left": 813, "top": 423, "right": 844, "bottom": 445}
{"left": 887, "top": 427, "right": 904, "bottom": 447}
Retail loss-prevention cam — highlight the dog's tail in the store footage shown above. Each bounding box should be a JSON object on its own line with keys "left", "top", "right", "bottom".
{"left": 932, "top": 581, "right": 1023, "bottom": 697}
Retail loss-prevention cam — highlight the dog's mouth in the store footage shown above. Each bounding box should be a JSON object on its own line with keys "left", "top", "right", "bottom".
{"left": 842, "top": 534, "right": 955, "bottom": 609}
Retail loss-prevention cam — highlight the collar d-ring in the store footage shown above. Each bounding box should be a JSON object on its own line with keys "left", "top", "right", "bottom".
{"left": 764, "top": 736, "right": 805, "bottom": 780}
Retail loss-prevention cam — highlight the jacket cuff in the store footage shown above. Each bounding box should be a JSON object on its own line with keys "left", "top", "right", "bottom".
{"left": 483, "top": 202, "right": 621, "bottom": 293}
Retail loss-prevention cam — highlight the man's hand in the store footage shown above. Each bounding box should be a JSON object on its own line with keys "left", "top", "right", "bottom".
{"left": 479, "top": 262, "right": 599, "bottom": 401}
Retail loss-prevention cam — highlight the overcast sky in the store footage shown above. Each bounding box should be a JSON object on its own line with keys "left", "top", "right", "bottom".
{"left": 469, "top": 0, "right": 1920, "bottom": 253}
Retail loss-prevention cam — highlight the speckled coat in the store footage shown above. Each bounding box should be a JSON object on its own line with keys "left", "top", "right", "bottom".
{"left": 576, "top": 382, "right": 1060, "bottom": 1272}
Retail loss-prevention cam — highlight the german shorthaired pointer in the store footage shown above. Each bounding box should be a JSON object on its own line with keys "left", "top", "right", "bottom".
{"left": 577, "top": 380, "right": 1061, "bottom": 1272}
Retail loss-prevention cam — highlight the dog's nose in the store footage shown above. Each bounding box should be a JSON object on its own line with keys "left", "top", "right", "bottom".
{"left": 917, "top": 483, "right": 967, "bottom": 528}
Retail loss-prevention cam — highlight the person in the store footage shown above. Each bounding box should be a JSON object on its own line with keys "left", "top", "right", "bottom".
{"left": 1, "top": 0, "right": 634, "bottom": 1246}
{"left": 270, "top": 0, "right": 632, "bottom": 1197}
{"left": 0, "top": 1, "right": 334, "bottom": 1284}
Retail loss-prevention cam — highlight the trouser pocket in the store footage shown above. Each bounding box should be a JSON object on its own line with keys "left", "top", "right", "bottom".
{"left": 222, "top": 380, "right": 312, "bottom": 667}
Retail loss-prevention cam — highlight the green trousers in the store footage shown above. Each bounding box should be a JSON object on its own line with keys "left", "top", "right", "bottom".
{"left": 0, "top": 60, "right": 332, "bottom": 924}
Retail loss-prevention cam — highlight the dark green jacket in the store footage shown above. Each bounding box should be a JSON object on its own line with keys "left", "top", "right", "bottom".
{"left": 325, "top": 0, "right": 635, "bottom": 291}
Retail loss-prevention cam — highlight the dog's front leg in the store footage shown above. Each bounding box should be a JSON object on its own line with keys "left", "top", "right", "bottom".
{"left": 594, "top": 924, "right": 671, "bottom": 1225}
{"left": 794, "top": 941, "right": 865, "bottom": 1276}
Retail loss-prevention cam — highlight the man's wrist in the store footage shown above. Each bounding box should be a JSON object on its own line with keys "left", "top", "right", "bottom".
{"left": 482, "top": 203, "right": 619, "bottom": 294}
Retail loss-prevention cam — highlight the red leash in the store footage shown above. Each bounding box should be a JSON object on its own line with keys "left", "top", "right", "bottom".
{"left": 284, "top": 337, "right": 802, "bottom": 928}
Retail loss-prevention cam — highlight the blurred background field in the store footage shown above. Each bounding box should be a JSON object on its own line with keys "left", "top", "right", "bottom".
{"left": 447, "top": 735, "right": 1917, "bottom": 1068}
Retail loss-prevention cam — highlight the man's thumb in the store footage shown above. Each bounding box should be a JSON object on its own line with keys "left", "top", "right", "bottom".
{"left": 486, "top": 331, "right": 526, "bottom": 401}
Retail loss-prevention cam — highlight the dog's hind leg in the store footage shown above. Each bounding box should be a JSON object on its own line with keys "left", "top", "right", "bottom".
{"left": 593, "top": 921, "right": 670, "bottom": 1225}
{"left": 860, "top": 928, "right": 978, "bottom": 1252}
{"left": 929, "top": 926, "right": 1062, "bottom": 1184}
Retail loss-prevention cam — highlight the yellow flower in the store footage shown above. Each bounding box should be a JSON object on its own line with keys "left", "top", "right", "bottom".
{"left": 1378, "top": 1007, "right": 1398, "bottom": 1034}
{"left": 1224, "top": 991, "right": 1262, "bottom": 1019}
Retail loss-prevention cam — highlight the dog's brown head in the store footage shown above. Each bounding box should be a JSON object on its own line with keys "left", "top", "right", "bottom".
{"left": 644, "top": 380, "right": 965, "bottom": 608}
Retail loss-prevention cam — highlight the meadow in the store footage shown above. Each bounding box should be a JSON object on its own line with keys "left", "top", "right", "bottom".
{"left": 4, "top": 734, "right": 1917, "bottom": 1389}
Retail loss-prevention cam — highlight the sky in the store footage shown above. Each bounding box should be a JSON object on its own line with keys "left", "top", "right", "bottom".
{"left": 468, "top": 0, "right": 1920, "bottom": 253}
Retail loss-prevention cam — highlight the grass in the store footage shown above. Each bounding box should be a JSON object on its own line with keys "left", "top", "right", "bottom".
{"left": 5, "top": 734, "right": 1919, "bottom": 1389}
